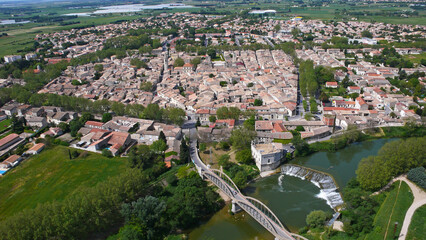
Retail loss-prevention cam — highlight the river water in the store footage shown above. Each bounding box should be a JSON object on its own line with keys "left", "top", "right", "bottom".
{"left": 189, "top": 138, "right": 397, "bottom": 240}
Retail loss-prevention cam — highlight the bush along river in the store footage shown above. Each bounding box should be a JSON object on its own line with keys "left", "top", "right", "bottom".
{"left": 189, "top": 138, "right": 398, "bottom": 240}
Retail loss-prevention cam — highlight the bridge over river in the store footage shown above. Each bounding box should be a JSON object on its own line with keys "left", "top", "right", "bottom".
{"left": 190, "top": 140, "right": 307, "bottom": 240}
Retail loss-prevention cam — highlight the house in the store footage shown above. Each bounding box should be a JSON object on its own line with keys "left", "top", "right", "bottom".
{"left": 41, "top": 127, "right": 63, "bottom": 138}
{"left": 26, "top": 116, "right": 48, "bottom": 129}
{"left": 0, "top": 134, "right": 22, "bottom": 151}
{"left": 0, "top": 155, "right": 22, "bottom": 168}
{"left": 86, "top": 131, "right": 132, "bottom": 156}
{"left": 1, "top": 104, "right": 17, "bottom": 116}
{"left": 325, "top": 82, "right": 338, "bottom": 88}
{"left": 85, "top": 121, "right": 104, "bottom": 129}
{"left": 25, "top": 143, "right": 45, "bottom": 155}
{"left": 183, "top": 63, "right": 194, "bottom": 72}
{"left": 347, "top": 86, "right": 361, "bottom": 94}
{"left": 4, "top": 55, "right": 22, "bottom": 63}
{"left": 49, "top": 112, "right": 69, "bottom": 124}
{"left": 255, "top": 120, "right": 274, "bottom": 132}
{"left": 251, "top": 142, "right": 286, "bottom": 172}
{"left": 355, "top": 97, "right": 369, "bottom": 110}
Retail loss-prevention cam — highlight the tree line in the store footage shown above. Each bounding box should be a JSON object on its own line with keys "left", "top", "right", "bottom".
{"left": 356, "top": 136, "right": 426, "bottom": 191}
{"left": 0, "top": 144, "right": 222, "bottom": 239}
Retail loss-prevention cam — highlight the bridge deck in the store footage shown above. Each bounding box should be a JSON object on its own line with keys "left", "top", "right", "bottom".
{"left": 190, "top": 140, "right": 307, "bottom": 240}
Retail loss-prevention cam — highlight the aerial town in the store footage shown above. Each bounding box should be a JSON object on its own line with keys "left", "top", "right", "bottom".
{"left": 0, "top": 1, "right": 424, "bottom": 240}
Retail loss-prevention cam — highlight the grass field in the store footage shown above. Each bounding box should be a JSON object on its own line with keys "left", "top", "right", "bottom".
{"left": 0, "top": 145, "right": 126, "bottom": 220}
{"left": 403, "top": 52, "right": 426, "bottom": 65}
{"left": 366, "top": 181, "right": 414, "bottom": 240}
{"left": 199, "top": 142, "right": 237, "bottom": 168}
{"left": 406, "top": 205, "right": 426, "bottom": 240}
{"left": 0, "top": 119, "right": 11, "bottom": 132}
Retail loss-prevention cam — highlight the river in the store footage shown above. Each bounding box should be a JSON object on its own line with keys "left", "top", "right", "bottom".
{"left": 189, "top": 138, "right": 397, "bottom": 240}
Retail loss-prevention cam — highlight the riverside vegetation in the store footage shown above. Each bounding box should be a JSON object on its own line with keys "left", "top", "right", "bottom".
{"left": 0, "top": 142, "right": 223, "bottom": 239}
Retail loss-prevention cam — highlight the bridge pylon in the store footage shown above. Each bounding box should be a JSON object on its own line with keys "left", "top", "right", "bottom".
{"left": 231, "top": 199, "right": 242, "bottom": 213}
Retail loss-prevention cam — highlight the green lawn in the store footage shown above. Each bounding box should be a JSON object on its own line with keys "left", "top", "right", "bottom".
{"left": 366, "top": 181, "right": 414, "bottom": 240}
{"left": 0, "top": 119, "right": 11, "bottom": 132}
{"left": 403, "top": 52, "right": 426, "bottom": 65}
{"left": 0, "top": 145, "right": 126, "bottom": 220}
{"left": 406, "top": 205, "right": 426, "bottom": 240}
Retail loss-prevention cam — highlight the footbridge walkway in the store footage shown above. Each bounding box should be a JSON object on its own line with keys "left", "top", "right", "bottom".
{"left": 190, "top": 140, "right": 307, "bottom": 240}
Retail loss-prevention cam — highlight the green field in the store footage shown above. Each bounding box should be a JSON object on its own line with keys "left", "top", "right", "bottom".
{"left": 406, "top": 205, "right": 426, "bottom": 240}
{"left": 0, "top": 14, "right": 146, "bottom": 58}
{"left": 403, "top": 52, "right": 426, "bottom": 65}
{"left": 0, "top": 119, "right": 11, "bottom": 132}
{"left": 0, "top": 145, "right": 126, "bottom": 219}
{"left": 366, "top": 181, "right": 414, "bottom": 240}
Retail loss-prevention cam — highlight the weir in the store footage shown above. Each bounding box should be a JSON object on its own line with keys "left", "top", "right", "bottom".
{"left": 281, "top": 164, "right": 344, "bottom": 210}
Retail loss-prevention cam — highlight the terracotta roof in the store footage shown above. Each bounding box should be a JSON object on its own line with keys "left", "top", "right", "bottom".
{"left": 28, "top": 143, "right": 45, "bottom": 152}
{"left": 85, "top": 121, "right": 103, "bottom": 127}
{"left": 0, "top": 134, "right": 19, "bottom": 148}
{"left": 3, "top": 154, "right": 20, "bottom": 164}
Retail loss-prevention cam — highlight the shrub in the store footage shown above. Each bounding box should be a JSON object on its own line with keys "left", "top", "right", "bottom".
{"left": 306, "top": 210, "right": 328, "bottom": 229}
{"left": 102, "top": 149, "right": 113, "bottom": 158}
{"left": 407, "top": 167, "right": 426, "bottom": 189}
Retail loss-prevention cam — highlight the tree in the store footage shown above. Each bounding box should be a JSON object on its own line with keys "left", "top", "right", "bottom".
{"left": 80, "top": 112, "right": 93, "bottom": 124}
{"left": 254, "top": 99, "right": 263, "bottom": 106}
{"left": 291, "top": 132, "right": 311, "bottom": 156}
{"left": 218, "top": 154, "right": 232, "bottom": 169}
{"left": 102, "top": 149, "right": 113, "bottom": 158}
{"left": 102, "top": 113, "right": 112, "bottom": 123}
{"left": 139, "top": 82, "right": 153, "bottom": 92}
{"left": 219, "top": 141, "right": 230, "bottom": 150}
{"left": 199, "top": 143, "right": 206, "bottom": 152}
{"left": 163, "top": 107, "right": 185, "bottom": 125}
{"left": 304, "top": 112, "right": 314, "bottom": 121}
{"left": 173, "top": 57, "right": 185, "bottom": 67}
{"left": 69, "top": 119, "right": 83, "bottom": 137}
{"left": 230, "top": 126, "right": 256, "bottom": 150}
{"left": 94, "top": 64, "right": 103, "bottom": 72}
{"left": 274, "top": 24, "right": 281, "bottom": 32}
{"left": 196, "top": 118, "right": 201, "bottom": 127}
{"left": 130, "top": 58, "right": 147, "bottom": 69}
{"left": 306, "top": 210, "right": 327, "bottom": 229}
{"left": 356, "top": 137, "right": 426, "bottom": 191}
{"left": 58, "top": 122, "right": 69, "bottom": 132}
{"left": 361, "top": 30, "right": 373, "bottom": 38}
{"left": 207, "top": 49, "right": 216, "bottom": 59}
{"left": 216, "top": 107, "right": 240, "bottom": 120}
{"left": 120, "top": 196, "right": 166, "bottom": 239}
{"left": 150, "top": 140, "right": 168, "bottom": 153}
{"left": 179, "top": 138, "right": 189, "bottom": 164}
{"left": 190, "top": 57, "right": 201, "bottom": 68}
{"left": 209, "top": 115, "right": 217, "bottom": 123}
{"left": 236, "top": 149, "right": 254, "bottom": 165}
{"left": 11, "top": 115, "right": 24, "bottom": 134}
{"left": 159, "top": 131, "right": 166, "bottom": 143}
{"left": 143, "top": 104, "right": 163, "bottom": 121}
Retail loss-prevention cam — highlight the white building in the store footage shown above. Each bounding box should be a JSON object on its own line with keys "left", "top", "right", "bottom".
{"left": 4, "top": 55, "right": 22, "bottom": 63}
{"left": 251, "top": 142, "right": 286, "bottom": 172}
{"left": 25, "top": 53, "right": 37, "bottom": 61}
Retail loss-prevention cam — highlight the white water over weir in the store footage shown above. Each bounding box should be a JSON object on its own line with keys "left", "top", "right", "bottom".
{"left": 281, "top": 164, "right": 344, "bottom": 210}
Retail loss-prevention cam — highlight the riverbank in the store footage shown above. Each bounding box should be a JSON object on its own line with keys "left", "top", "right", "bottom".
{"left": 190, "top": 138, "right": 399, "bottom": 239}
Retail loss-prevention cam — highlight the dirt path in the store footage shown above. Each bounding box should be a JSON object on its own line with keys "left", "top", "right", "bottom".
{"left": 397, "top": 176, "right": 426, "bottom": 240}
{"left": 383, "top": 181, "right": 402, "bottom": 240}
{"left": 373, "top": 175, "right": 426, "bottom": 240}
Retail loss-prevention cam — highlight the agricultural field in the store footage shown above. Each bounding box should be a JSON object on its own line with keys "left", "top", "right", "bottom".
{"left": 0, "top": 145, "right": 126, "bottom": 220}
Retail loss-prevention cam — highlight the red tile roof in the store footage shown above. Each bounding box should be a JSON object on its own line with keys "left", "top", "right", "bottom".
{"left": 0, "top": 133, "right": 19, "bottom": 148}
